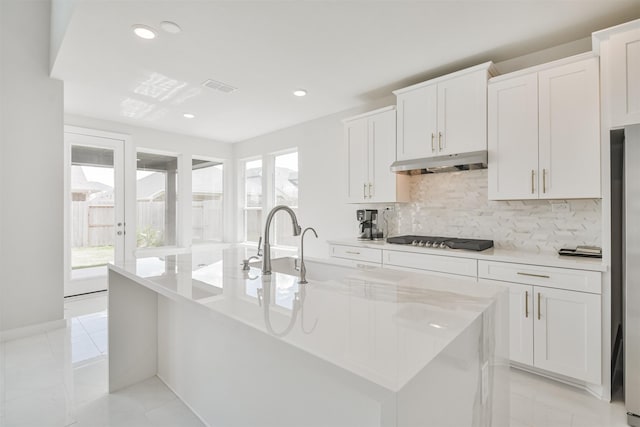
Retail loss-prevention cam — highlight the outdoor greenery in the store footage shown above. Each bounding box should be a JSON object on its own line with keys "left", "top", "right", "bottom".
{"left": 137, "top": 225, "right": 164, "bottom": 248}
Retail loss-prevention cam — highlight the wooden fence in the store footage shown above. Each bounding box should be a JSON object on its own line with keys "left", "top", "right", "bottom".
{"left": 71, "top": 200, "right": 223, "bottom": 247}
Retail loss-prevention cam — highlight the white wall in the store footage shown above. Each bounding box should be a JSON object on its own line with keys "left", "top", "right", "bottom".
{"left": 64, "top": 114, "right": 236, "bottom": 246}
{"left": 0, "top": 0, "right": 65, "bottom": 332}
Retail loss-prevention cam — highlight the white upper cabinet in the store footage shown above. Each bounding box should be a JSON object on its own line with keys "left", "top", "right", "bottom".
{"left": 396, "top": 84, "right": 438, "bottom": 160}
{"left": 592, "top": 19, "right": 640, "bottom": 127}
{"left": 394, "top": 62, "right": 495, "bottom": 162}
{"left": 488, "top": 73, "right": 539, "bottom": 200}
{"left": 437, "top": 70, "right": 489, "bottom": 155}
{"left": 610, "top": 27, "right": 640, "bottom": 126}
{"left": 344, "top": 107, "right": 409, "bottom": 204}
{"left": 538, "top": 58, "right": 600, "bottom": 199}
{"left": 488, "top": 55, "right": 601, "bottom": 200}
{"left": 345, "top": 118, "right": 368, "bottom": 202}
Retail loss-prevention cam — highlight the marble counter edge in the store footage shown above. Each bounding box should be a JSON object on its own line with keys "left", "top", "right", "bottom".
{"left": 327, "top": 239, "right": 608, "bottom": 272}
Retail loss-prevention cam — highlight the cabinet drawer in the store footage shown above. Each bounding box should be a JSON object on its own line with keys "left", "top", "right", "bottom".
{"left": 478, "top": 261, "right": 601, "bottom": 294}
{"left": 384, "top": 250, "right": 477, "bottom": 277}
{"left": 330, "top": 245, "right": 382, "bottom": 264}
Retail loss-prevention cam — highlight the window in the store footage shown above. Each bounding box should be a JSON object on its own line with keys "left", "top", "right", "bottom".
{"left": 192, "top": 159, "right": 224, "bottom": 243}
{"left": 243, "top": 159, "right": 263, "bottom": 243}
{"left": 240, "top": 150, "right": 299, "bottom": 246}
{"left": 136, "top": 152, "right": 178, "bottom": 248}
{"left": 273, "top": 151, "right": 299, "bottom": 247}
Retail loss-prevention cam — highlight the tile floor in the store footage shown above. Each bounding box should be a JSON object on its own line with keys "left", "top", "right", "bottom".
{"left": 0, "top": 293, "right": 631, "bottom": 426}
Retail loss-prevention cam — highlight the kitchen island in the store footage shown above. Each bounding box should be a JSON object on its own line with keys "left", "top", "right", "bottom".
{"left": 108, "top": 247, "right": 509, "bottom": 427}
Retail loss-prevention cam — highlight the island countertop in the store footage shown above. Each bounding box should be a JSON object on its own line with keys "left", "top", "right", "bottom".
{"left": 109, "top": 246, "right": 507, "bottom": 392}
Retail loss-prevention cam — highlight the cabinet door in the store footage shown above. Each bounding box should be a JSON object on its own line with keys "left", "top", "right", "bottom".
{"left": 487, "top": 74, "right": 539, "bottom": 200}
{"left": 345, "top": 118, "right": 368, "bottom": 202}
{"left": 498, "top": 281, "right": 534, "bottom": 365}
{"left": 533, "top": 286, "right": 601, "bottom": 383}
{"left": 610, "top": 28, "right": 640, "bottom": 126}
{"left": 437, "top": 70, "right": 488, "bottom": 155}
{"left": 396, "top": 84, "right": 438, "bottom": 161}
{"left": 538, "top": 57, "right": 601, "bottom": 199}
{"left": 369, "top": 109, "right": 396, "bottom": 203}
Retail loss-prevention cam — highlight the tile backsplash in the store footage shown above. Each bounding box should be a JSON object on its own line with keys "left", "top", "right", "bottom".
{"left": 389, "top": 169, "right": 601, "bottom": 252}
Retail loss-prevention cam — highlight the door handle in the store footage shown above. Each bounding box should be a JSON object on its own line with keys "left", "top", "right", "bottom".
{"left": 543, "top": 169, "right": 547, "bottom": 193}
{"left": 537, "top": 292, "right": 541, "bottom": 320}
{"left": 531, "top": 170, "right": 535, "bottom": 194}
{"left": 525, "top": 291, "right": 529, "bottom": 318}
{"left": 117, "top": 231, "right": 123, "bottom": 236}
{"left": 438, "top": 132, "right": 443, "bottom": 151}
{"left": 431, "top": 133, "right": 435, "bottom": 152}
{"left": 517, "top": 272, "right": 550, "bottom": 279}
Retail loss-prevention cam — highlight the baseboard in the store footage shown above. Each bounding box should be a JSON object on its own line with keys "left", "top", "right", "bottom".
{"left": 0, "top": 318, "right": 68, "bottom": 342}
{"left": 156, "top": 374, "right": 212, "bottom": 427}
{"left": 511, "top": 363, "right": 606, "bottom": 400}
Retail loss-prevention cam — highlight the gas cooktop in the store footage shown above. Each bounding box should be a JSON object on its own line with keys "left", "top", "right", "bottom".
{"left": 386, "top": 235, "right": 494, "bottom": 251}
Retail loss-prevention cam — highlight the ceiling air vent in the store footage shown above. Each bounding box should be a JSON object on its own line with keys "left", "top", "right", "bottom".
{"left": 201, "top": 79, "right": 238, "bottom": 94}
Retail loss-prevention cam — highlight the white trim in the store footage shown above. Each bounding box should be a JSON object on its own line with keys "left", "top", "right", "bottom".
{"left": 592, "top": 18, "right": 640, "bottom": 54}
{"left": 510, "top": 363, "right": 605, "bottom": 400}
{"left": 489, "top": 52, "right": 595, "bottom": 84}
{"left": 392, "top": 61, "right": 496, "bottom": 95}
{"left": 0, "top": 319, "right": 68, "bottom": 343}
{"left": 342, "top": 106, "right": 395, "bottom": 123}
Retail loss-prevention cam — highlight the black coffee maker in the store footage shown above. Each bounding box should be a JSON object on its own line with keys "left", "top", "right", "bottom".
{"left": 357, "top": 209, "right": 383, "bottom": 240}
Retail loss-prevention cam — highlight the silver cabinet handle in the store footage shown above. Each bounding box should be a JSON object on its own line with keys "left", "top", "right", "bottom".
{"left": 517, "top": 272, "right": 550, "bottom": 279}
{"left": 345, "top": 250, "right": 361, "bottom": 255}
{"left": 438, "top": 132, "right": 443, "bottom": 151}
{"left": 525, "top": 291, "right": 529, "bottom": 318}
{"left": 363, "top": 183, "right": 366, "bottom": 199}
{"left": 543, "top": 169, "right": 547, "bottom": 193}
{"left": 531, "top": 170, "right": 535, "bottom": 194}
{"left": 431, "top": 133, "right": 435, "bottom": 152}
{"left": 368, "top": 183, "right": 373, "bottom": 198}
{"left": 537, "top": 292, "right": 541, "bottom": 320}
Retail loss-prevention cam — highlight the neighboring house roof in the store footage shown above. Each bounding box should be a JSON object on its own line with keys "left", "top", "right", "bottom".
{"left": 71, "top": 166, "right": 113, "bottom": 193}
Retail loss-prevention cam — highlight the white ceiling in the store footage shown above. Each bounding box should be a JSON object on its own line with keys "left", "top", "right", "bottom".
{"left": 52, "top": 1, "right": 640, "bottom": 143}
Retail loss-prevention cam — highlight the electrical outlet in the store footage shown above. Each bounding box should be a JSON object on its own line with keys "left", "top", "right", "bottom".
{"left": 551, "top": 202, "right": 570, "bottom": 213}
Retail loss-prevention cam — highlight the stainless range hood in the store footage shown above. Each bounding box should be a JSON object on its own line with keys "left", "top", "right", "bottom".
{"left": 390, "top": 150, "right": 487, "bottom": 174}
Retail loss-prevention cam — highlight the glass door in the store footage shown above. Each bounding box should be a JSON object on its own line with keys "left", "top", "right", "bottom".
{"left": 64, "top": 131, "right": 125, "bottom": 297}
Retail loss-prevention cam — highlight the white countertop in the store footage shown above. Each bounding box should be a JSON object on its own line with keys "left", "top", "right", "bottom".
{"left": 109, "top": 246, "right": 506, "bottom": 392}
{"left": 328, "top": 238, "right": 608, "bottom": 272}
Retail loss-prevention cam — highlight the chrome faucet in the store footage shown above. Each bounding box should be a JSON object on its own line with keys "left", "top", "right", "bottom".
{"left": 298, "top": 227, "right": 318, "bottom": 284}
{"left": 262, "top": 205, "right": 301, "bottom": 275}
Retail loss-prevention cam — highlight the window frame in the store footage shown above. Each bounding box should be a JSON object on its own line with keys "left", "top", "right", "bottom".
{"left": 239, "top": 148, "right": 299, "bottom": 249}
{"left": 191, "top": 155, "right": 225, "bottom": 245}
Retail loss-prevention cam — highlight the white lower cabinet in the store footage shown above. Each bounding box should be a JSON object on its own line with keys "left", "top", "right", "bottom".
{"left": 329, "top": 244, "right": 382, "bottom": 265}
{"left": 479, "top": 261, "right": 602, "bottom": 384}
{"left": 534, "top": 286, "right": 601, "bottom": 384}
{"left": 499, "top": 281, "right": 534, "bottom": 366}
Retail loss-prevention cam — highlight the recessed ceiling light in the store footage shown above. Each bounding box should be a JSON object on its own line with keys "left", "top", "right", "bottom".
{"left": 132, "top": 24, "right": 157, "bottom": 40}
{"left": 183, "top": 113, "right": 195, "bottom": 119}
{"left": 293, "top": 89, "right": 307, "bottom": 97}
{"left": 160, "top": 21, "right": 182, "bottom": 34}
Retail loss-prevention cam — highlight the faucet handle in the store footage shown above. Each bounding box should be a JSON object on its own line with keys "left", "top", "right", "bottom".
{"left": 257, "top": 236, "right": 263, "bottom": 257}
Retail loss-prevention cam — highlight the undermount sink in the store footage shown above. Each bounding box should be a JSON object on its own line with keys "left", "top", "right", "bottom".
{"left": 248, "top": 256, "right": 352, "bottom": 282}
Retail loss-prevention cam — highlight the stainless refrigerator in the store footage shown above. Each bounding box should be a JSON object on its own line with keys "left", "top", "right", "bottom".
{"left": 625, "top": 124, "right": 640, "bottom": 427}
